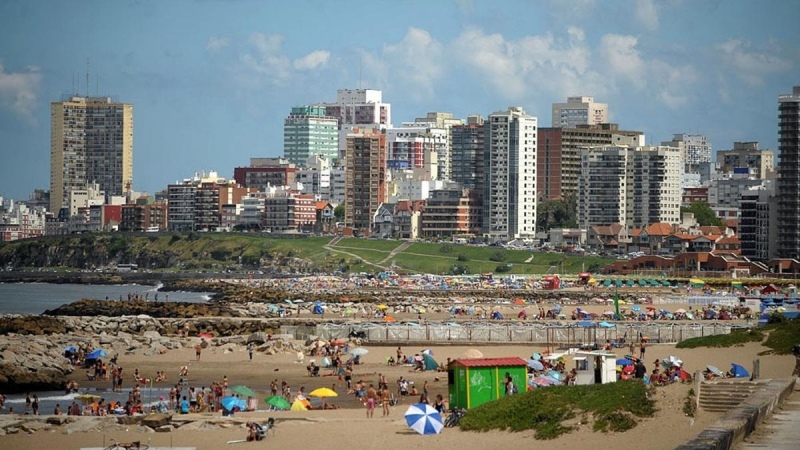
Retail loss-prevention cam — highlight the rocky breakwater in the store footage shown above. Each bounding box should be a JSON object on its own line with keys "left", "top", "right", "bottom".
{"left": 0, "top": 311, "right": 314, "bottom": 393}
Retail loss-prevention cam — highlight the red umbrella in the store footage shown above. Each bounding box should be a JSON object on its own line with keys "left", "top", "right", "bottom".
{"left": 198, "top": 333, "right": 213, "bottom": 339}
{"left": 678, "top": 369, "right": 692, "bottom": 381}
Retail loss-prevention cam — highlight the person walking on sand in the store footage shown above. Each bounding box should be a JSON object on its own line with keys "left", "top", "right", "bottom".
{"left": 247, "top": 342, "right": 254, "bottom": 361}
{"left": 639, "top": 339, "right": 647, "bottom": 360}
{"left": 381, "top": 385, "right": 391, "bottom": 417}
{"left": 195, "top": 343, "right": 202, "bottom": 361}
{"left": 365, "top": 384, "right": 377, "bottom": 418}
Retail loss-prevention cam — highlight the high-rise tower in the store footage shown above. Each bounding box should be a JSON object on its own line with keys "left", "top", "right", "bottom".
{"left": 50, "top": 96, "right": 133, "bottom": 214}
{"left": 283, "top": 105, "right": 339, "bottom": 166}
{"left": 777, "top": 86, "right": 800, "bottom": 259}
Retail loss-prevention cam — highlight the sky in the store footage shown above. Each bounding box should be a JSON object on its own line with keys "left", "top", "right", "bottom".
{"left": 0, "top": 0, "right": 798, "bottom": 201}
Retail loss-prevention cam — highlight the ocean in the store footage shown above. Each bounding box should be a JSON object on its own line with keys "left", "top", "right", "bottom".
{"left": 0, "top": 282, "right": 214, "bottom": 315}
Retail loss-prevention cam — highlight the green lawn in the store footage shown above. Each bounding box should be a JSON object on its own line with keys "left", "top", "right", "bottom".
{"left": 332, "top": 238, "right": 404, "bottom": 252}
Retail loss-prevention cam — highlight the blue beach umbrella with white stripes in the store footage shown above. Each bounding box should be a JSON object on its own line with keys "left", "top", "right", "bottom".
{"left": 404, "top": 403, "right": 444, "bottom": 435}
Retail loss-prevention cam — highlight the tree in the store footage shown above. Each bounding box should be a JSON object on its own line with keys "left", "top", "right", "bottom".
{"left": 681, "top": 201, "right": 723, "bottom": 226}
{"left": 537, "top": 193, "right": 578, "bottom": 233}
{"left": 334, "top": 204, "right": 345, "bottom": 221}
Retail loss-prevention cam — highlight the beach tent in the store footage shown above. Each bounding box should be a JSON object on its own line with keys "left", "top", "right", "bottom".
{"left": 603, "top": 279, "right": 612, "bottom": 287}
{"left": 312, "top": 302, "right": 324, "bottom": 315}
{"left": 730, "top": 363, "right": 750, "bottom": 378}
{"left": 422, "top": 353, "right": 438, "bottom": 371}
{"left": 689, "top": 278, "right": 705, "bottom": 287}
{"left": 448, "top": 357, "right": 528, "bottom": 409}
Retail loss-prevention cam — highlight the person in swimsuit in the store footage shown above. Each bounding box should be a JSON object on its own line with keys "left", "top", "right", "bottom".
{"left": 381, "top": 386, "right": 391, "bottom": 417}
{"left": 365, "top": 384, "right": 377, "bottom": 418}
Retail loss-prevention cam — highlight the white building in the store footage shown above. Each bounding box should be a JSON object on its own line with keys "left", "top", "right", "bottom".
{"left": 708, "top": 174, "right": 766, "bottom": 219}
{"left": 661, "top": 134, "right": 711, "bottom": 171}
{"left": 296, "top": 154, "right": 332, "bottom": 197}
{"left": 68, "top": 182, "right": 105, "bottom": 218}
{"left": 484, "top": 107, "right": 538, "bottom": 241}
{"left": 413, "top": 112, "right": 464, "bottom": 181}
{"left": 551, "top": 96, "right": 608, "bottom": 128}
{"left": 386, "top": 124, "right": 445, "bottom": 180}
{"left": 283, "top": 105, "right": 339, "bottom": 166}
{"left": 320, "top": 89, "right": 392, "bottom": 157}
{"left": 327, "top": 167, "right": 346, "bottom": 206}
{"left": 579, "top": 146, "right": 682, "bottom": 230}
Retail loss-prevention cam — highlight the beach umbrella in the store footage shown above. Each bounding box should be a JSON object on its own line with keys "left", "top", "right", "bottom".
{"left": 531, "top": 352, "right": 542, "bottom": 361}
{"left": 404, "top": 403, "right": 444, "bottom": 435}
{"left": 309, "top": 387, "right": 338, "bottom": 409}
{"left": 730, "top": 363, "right": 750, "bottom": 378}
{"left": 616, "top": 358, "right": 634, "bottom": 367}
{"left": 546, "top": 370, "right": 562, "bottom": 381}
{"left": 462, "top": 348, "right": 483, "bottom": 359}
{"left": 678, "top": 369, "right": 692, "bottom": 381}
{"left": 526, "top": 359, "right": 544, "bottom": 371}
{"left": 230, "top": 385, "right": 257, "bottom": 398}
{"left": 291, "top": 399, "right": 308, "bottom": 411}
{"left": 599, "top": 321, "right": 615, "bottom": 328}
{"left": 675, "top": 308, "right": 687, "bottom": 314}
{"left": 64, "top": 345, "right": 77, "bottom": 353}
{"left": 384, "top": 316, "right": 396, "bottom": 322}
{"left": 532, "top": 377, "right": 551, "bottom": 386}
{"left": 85, "top": 349, "right": 108, "bottom": 360}
{"left": 662, "top": 355, "right": 683, "bottom": 369}
{"left": 197, "top": 333, "right": 213, "bottom": 340}
{"left": 264, "top": 396, "right": 291, "bottom": 410}
{"left": 349, "top": 347, "right": 369, "bottom": 357}
{"left": 376, "top": 304, "right": 389, "bottom": 310}
{"left": 541, "top": 375, "right": 561, "bottom": 384}
{"left": 221, "top": 396, "right": 247, "bottom": 411}
{"left": 421, "top": 349, "right": 433, "bottom": 356}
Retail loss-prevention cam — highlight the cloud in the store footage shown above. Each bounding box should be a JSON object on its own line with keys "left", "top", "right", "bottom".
{"left": 234, "top": 32, "right": 330, "bottom": 87}
{"left": 450, "top": 26, "right": 603, "bottom": 102}
{"left": 377, "top": 27, "right": 444, "bottom": 100}
{"left": 206, "top": 36, "right": 230, "bottom": 52}
{"left": 635, "top": 0, "right": 660, "bottom": 31}
{"left": 0, "top": 63, "right": 41, "bottom": 123}
{"left": 599, "top": 34, "right": 697, "bottom": 109}
{"left": 717, "top": 39, "right": 793, "bottom": 86}
{"left": 293, "top": 50, "right": 330, "bottom": 70}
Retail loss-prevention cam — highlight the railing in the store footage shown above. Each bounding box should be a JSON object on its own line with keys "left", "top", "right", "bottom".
{"left": 312, "top": 322, "right": 733, "bottom": 347}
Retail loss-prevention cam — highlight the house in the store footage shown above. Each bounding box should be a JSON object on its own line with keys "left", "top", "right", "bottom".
{"left": 315, "top": 201, "right": 335, "bottom": 234}
{"left": 629, "top": 222, "right": 675, "bottom": 254}
{"left": 587, "top": 223, "right": 627, "bottom": 251}
{"left": 601, "top": 252, "right": 769, "bottom": 277}
{"left": 394, "top": 199, "right": 424, "bottom": 240}
{"left": 372, "top": 203, "right": 396, "bottom": 238}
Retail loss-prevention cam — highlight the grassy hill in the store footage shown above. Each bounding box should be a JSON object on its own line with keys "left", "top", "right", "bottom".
{"left": 0, "top": 233, "right": 612, "bottom": 276}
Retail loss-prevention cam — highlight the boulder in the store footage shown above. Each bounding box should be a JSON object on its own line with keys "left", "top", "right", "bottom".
{"left": 141, "top": 413, "right": 172, "bottom": 429}
{"left": 155, "top": 425, "right": 172, "bottom": 432}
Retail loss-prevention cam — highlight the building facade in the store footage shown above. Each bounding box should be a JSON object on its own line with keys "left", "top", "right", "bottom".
{"left": 450, "top": 116, "right": 485, "bottom": 191}
{"left": 661, "top": 134, "right": 711, "bottom": 172}
{"left": 483, "top": 107, "right": 538, "bottom": 241}
{"left": 579, "top": 146, "right": 682, "bottom": 230}
{"left": 717, "top": 141, "right": 775, "bottom": 179}
{"left": 777, "top": 86, "right": 800, "bottom": 259}
{"left": 321, "top": 89, "right": 392, "bottom": 157}
{"left": 551, "top": 96, "right": 608, "bottom": 128}
{"left": 421, "top": 188, "right": 482, "bottom": 238}
{"left": 233, "top": 158, "right": 297, "bottom": 190}
{"left": 50, "top": 96, "right": 133, "bottom": 214}
{"left": 344, "top": 128, "right": 387, "bottom": 235}
{"left": 283, "top": 105, "right": 339, "bottom": 166}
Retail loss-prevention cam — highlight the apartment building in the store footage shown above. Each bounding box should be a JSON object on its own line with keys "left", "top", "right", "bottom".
{"left": 344, "top": 128, "right": 387, "bottom": 235}
{"left": 717, "top": 141, "right": 775, "bottom": 179}
{"left": 321, "top": 89, "right": 392, "bottom": 157}
{"left": 661, "top": 134, "right": 711, "bottom": 172}
{"left": 483, "top": 107, "right": 538, "bottom": 241}
{"left": 233, "top": 158, "right": 297, "bottom": 190}
{"left": 50, "top": 96, "right": 133, "bottom": 214}
{"left": 450, "top": 115, "right": 485, "bottom": 191}
{"left": 283, "top": 105, "right": 339, "bottom": 166}
{"left": 777, "top": 86, "right": 800, "bottom": 259}
{"left": 551, "top": 96, "right": 608, "bottom": 128}
{"left": 421, "top": 188, "right": 482, "bottom": 238}
{"left": 578, "top": 146, "right": 681, "bottom": 230}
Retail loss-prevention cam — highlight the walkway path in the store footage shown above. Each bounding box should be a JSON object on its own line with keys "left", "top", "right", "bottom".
{"left": 737, "top": 383, "right": 800, "bottom": 450}
{"left": 378, "top": 241, "right": 413, "bottom": 266}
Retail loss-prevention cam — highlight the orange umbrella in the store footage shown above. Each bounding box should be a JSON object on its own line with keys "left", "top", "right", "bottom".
{"left": 384, "top": 316, "right": 396, "bottom": 322}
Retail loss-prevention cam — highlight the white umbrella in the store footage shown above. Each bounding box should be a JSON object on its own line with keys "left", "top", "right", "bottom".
{"left": 349, "top": 347, "right": 369, "bottom": 357}
{"left": 706, "top": 365, "right": 722, "bottom": 376}
{"left": 675, "top": 308, "right": 687, "bottom": 314}
{"left": 404, "top": 403, "right": 444, "bottom": 435}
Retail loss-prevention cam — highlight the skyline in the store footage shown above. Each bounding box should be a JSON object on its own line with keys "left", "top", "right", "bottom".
{"left": 1, "top": 0, "right": 799, "bottom": 201}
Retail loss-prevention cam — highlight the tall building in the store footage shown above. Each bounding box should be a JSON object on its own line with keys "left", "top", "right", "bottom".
{"left": 717, "top": 142, "right": 775, "bottom": 179}
{"left": 413, "top": 112, "right": 464, "bottom": 181}
{"left": 777, "top": 86, "right": 800, "bottom": 259}
{"left": 344, "top": 128, "right": 387, "bottom": 235}
{"left": 661, "top": 134, "right": 711, "bottom": 172}
{"left": 386, "top": 124, "right": 447, "bottom": 177}
{"left": 450, "top": 115, "right": 485, "bottom": 191}
{"left": 50, "top": 96, "right": 133, "bottom": 214}
{"left": 551, "top": 96, "right": 608, "bottom": 128}
{"left": 483, "top": 107, "right": 538, "bottom": 241}
{"left": 321, "top": 89, "right": 391, "bottom": 157}
{"left": 537, "top": 124, "right": 644, "bottom": 200}
{"left": 283, "top": 105, "right": 339, "bottom": 166}
{"left": 233, "top": 158, "right": 297, "bottom": 190}
{"left": 578, "top": 146, "right": 681, "bottom": 230}
{"left": 739, "top": 183, "right": 777, "bottom": 261}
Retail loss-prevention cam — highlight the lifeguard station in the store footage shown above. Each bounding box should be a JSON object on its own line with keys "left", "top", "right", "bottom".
{"left": 571, "top": 350, "right": 617, "bottom": 385}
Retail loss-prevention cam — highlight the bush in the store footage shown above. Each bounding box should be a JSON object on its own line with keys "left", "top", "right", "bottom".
{"left": 676, "top": 328, "right": 764, "bottom": 349}
{"left": 489, "top": 251, "right": 508, "bottom": 262}
{"left": 457, "top": 254, "right": 469, "bottom": 261}
{"left": 450, "top": 264, "right": 470, "bottom": 275}
{"left": 440, "top": 244, "right": 453, "bottom": 254}
{"left": 495, "top": 264, "right": 511, "bottom": 273}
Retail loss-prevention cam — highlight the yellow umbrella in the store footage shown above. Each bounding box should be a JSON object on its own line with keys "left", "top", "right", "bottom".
{"left": 291, "top": 399, "right": 308, "bottom": 411}
{"left": 376, "top": 304, "right": 389, "bottom": 310}
{"left": 309, "top": 387, "right": 338, "bottom": 409}
{"left": 689, "top": 278, "right": 705, "bottom": 285}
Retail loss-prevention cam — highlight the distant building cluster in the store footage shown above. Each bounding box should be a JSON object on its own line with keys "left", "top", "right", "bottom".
{"left": 2, "top": 86, "right": 799, "bottom": 266}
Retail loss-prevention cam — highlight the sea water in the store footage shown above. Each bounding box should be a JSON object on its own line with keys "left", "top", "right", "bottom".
{"left": 1, "top": 386, "right": 173, "bottom": 416}
{"left": 0, "top": 282, "right": 214, "bottom": 315}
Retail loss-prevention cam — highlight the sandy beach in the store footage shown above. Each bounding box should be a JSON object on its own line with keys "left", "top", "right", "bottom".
{"left": 2, "top": 332, "right": 794, "bottom": 450}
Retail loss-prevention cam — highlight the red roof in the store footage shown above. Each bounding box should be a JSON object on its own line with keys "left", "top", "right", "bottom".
{"left": 452, "top": 357, "right": 528, "bottom": 368}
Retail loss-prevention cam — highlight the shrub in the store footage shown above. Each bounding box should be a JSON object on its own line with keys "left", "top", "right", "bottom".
{"left": 457, "top": 254, "right": 469, "bottom": 261}
{"left": 440, "top": 244, "right": 453, "bottom": 253}
{"left": 495, "top": 264, "right": 511, "bottom": 273}
{"left": 489, "top": 251, "right": 508, "bottom": 262}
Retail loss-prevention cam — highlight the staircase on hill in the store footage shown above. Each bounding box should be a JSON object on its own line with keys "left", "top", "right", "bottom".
{"left": 697, "top": 379, "right": 766, "bottom": 412}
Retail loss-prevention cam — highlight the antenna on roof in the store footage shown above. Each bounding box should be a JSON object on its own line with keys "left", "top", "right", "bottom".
{"left": 358, "top": 56, "right": 362, "bottom": 89}
{"left": 85, "top": 58, "right": 90, "bottom": 97}
{"left": 72, "top": 71, "right": 76, "bottom": 95}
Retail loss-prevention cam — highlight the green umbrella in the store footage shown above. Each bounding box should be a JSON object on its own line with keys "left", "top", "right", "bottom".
{"left": 230, "top": 385, "right": 257, "bottom": 398}
{"left": 265, "top": 396, "right": 291, "bottom": 410}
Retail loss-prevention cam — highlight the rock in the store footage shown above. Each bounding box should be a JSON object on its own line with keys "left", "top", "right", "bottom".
{"left": 141, "top": 413, "right": 172, "bottom": 429}
{"left": 46, "top": 416, "right": 69, "bottom": 425}
{"left": 20, "top": 420, "right": 48, "bottom": 432}
{"left": 155, "top": 425, "right": 172, "bottom": 432}
{"left": 116, "top": 415, "right": 143, "bottom": 426}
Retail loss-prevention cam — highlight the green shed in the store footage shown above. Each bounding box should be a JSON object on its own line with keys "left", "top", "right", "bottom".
{"left": 447, "top": 357, "right": 528, "bottom": 409}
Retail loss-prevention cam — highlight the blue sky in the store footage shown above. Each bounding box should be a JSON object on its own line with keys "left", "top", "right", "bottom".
{"left": 1, "top": 0, "right": 798, "bottom": 201}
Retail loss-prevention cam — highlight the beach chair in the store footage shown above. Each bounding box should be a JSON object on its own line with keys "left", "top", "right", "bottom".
{"left": 257, "top": 418, "right": 276, "bottom": 437}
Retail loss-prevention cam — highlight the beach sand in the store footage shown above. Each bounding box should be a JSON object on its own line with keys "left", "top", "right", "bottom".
{"left": 2, "top": 333, "right": 794, "bottom": 450}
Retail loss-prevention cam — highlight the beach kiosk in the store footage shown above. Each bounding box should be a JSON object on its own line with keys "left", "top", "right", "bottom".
{"left": 448, "top": 357, "right": 528, "bottom": 409}
{"left": 572, "top": 350, "right": 617, "bottom": 385}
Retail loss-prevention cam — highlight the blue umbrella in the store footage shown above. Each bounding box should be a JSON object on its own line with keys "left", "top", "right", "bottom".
{"left": 616, "top": 358, "right": 634, "bottom": 366}
{"left": 546, "top": 370, "right": 562, "bottom": 381}
{"left": 526, "top": 359, "right": 544, "bottom": 371}
{"left": 531, "top": 352, "right": 542, "bottom": 361}
{"left": 576, "top": 321, "right": 595, "bottom": 328}
{"left": 540, "top": 375, "right": 561, "bottom": 385}
{"left": 404, "top": 403, "right": 443, "bottom": 435}
{"left": 86, "top": 349, "right": 108, "bottom": 360}
{"left": 730, "top": 363, "right": 750, "bottom": 378}
{"left": 221, "top": 396, "right": 247, "bottom": 411}
{"left": 598, "top": 321, "right": 615, "bottom": 328}
{"left": 64, "top": 345, "right": 77, "bottom": 353}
